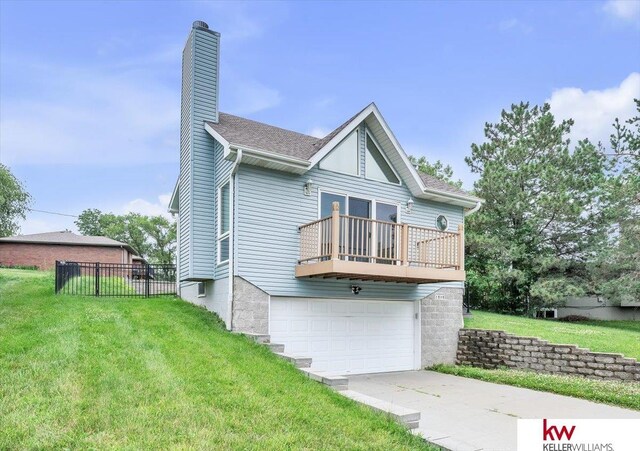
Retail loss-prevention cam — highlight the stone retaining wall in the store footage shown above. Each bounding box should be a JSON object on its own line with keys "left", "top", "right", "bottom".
{"left": 456, "top": 329, "right": 640, "bottom": 382}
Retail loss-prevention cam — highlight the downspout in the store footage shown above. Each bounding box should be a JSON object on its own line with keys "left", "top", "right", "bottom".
{"left": 464, "top": 200, "right": 482, "bottom": 217}
{"left": 228, "top": 148, "right": 242, "bottom": 330}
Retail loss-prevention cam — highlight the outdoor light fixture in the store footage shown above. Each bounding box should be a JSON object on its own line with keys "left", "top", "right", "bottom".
{"left": 351, "top": 285, "right": 362, "bottom": 295}
{"left": 303, "top": 179, "right": 314, "bottom": 196}
{"left": 406, "top": 198, "right": 414, "bottom": 214}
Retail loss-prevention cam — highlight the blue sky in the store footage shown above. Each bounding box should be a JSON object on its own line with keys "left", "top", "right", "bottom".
{"left": 1, "top": 0, "right": 639, "bottom": 234}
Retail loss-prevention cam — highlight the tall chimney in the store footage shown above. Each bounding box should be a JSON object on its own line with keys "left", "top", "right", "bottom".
{"left": 178, "top": 21, "right": 220, "bottom": 281}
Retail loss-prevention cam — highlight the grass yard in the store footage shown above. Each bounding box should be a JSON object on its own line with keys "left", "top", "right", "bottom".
{"left": 465, "top": 310, "right": 640, "bottom": 360}
{"left": 433, "top": 365, "right": 640, "bottom": 411}
{"left": 0, "top": 269, "right": 434, "bottom": 450}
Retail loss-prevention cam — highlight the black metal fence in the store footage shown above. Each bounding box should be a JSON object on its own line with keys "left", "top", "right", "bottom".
{"left": 55, "top": 261, "right": 177, "bottom": 297}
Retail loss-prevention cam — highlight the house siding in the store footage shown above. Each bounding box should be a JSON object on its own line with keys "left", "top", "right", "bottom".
{"left": 214, "top": 139, "right": 233, "bottom": 280}
{"left": 234, "top": 123, "right": 464, "bottom": 300}
{"left": 178, "top": 33, "right": 193, "bottom": 281}
{"left": 178, "top": 25, "right": 220, "bottom": 280}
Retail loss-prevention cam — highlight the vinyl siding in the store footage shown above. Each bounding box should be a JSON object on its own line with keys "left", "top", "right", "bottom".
{"left": 177, "top": 26, "right": 220, "bottom": 280}
{"left": 178, "top": 33, "right": 193, "bottom": 281}
{"left": 235, "top": 122, "right": 464, "bottom": 300}
{"left": 214, "top": 139, "right": 233, "bottom": 280}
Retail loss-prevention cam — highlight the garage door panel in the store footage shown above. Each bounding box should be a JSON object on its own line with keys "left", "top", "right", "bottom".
{"left": 270, "top": 298, "right": 417, "bottom": 375}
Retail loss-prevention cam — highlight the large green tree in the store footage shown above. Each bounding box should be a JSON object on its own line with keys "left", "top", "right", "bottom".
{"left": 465, "top": 102, "right": 610, "bottom": 313}
{"left": 75, "top": 210, "right": 176, "bottom": 264}
{"left": 0, "top": 164, "right": 32, "bottom": 237}
{"left": 409, "top": 156, "right": 463, "bottom": 188}
{"left": 590, "top": 100, "right": 640, "bottom": 304}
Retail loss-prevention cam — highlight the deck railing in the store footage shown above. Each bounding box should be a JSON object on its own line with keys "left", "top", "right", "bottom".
{"left": 298, "top": 201, "right": 464, "bottom": 270}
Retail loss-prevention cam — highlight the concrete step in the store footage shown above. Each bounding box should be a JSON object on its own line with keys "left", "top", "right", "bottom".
{"left": 266, "top": 342, "right": 285, "bottom": 353}
{"left": 299, "top": 368, "right": 348, "bottom": 391}
{"left": 341, "top": 390, "right": 421, "bottom": 429}
{"left": 242, "top": 333, "right": 270, "bottom": 344}
{"left": 275, "top": 352, "right": 312, "bottom": 368}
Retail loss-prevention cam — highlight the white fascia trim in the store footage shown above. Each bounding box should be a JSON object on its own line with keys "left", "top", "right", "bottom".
{"left": 418, "top": 189, "right": 483, "bottom": 209}
{"left": 168, "top": 177, "right": 180, "bottom": 213}
{"left": 228, "top": 145, "right": 311, "bottom": 172}
{"left": 204, "top": 122, "right": 231, "bottom": 155}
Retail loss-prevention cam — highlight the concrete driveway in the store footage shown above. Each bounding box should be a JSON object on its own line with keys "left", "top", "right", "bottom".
{"left": 349, "top": 371, "right": 639, "bottom": 451}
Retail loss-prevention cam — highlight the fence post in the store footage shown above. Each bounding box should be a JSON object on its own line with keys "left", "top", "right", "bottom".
{"left": 55, "top": 261, "right": 59, "bottom": 294}
{"left": 95, "top": 262, "right": 100, "bottom": 296}
{"left": 145, "top": 264, "right": 150, "bottom": 298}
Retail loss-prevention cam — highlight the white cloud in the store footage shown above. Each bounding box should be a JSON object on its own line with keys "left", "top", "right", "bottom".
{"left": 548, "top": 72, "right": 640, "bottom": 145}
{"left": 498, "top": 18, "right": 533, "bottom": 34}
{"left": 314, "top": 97, "right": 336, "bottom": 108}
{"left": 225, "top": 79, "right": 282, "bottom": 115}
{"left": 307, "top": 126, "right": 330, "bottom": 138}
{"left": 203, "top": 1, "right": 289, "bottom": 42}
{"left": 19, "top": 213, "right": 77, "bottom": 235}
{"left": 603, "top": 0, "right": 640, "bottom": 22}
{"left": 120, "top": 193, "right": 172, "bottom": 219}
{"left": 0, "top": 59, "right": 179, "bottom": 166}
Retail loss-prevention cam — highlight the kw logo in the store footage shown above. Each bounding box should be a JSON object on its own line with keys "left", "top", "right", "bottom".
{"left": 543, "top": 419, "right": 576, "bottom": 441}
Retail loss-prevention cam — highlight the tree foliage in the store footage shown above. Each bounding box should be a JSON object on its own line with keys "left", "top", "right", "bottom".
{"left": 409, "top": 156, "right": 463, "bottom": 188}
{"left": 464, "top": 102, "right": 610, "bottom": 313}
{"left": 75, "top": 209, "right": 176, "bottom": 264}
{"left": 589, "top": 99, "right": 640, "bottom": 304}
{"left": 0, "top": 164, "right": 32, "bottom": 237}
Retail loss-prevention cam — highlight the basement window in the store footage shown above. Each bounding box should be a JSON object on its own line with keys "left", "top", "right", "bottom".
{"left": 197, "top": 282, "right": 206, "bottom": 297}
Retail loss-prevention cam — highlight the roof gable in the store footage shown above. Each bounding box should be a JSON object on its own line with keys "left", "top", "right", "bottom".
{"left": 201, "top": 104, "right": 482, "bottom": 210}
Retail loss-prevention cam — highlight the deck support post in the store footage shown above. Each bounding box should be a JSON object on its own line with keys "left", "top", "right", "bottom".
{"left": 401, "top": 223, "right": 409, "bottom": 266}
{"left": 457, "top": 224, "right": 465, "bottom": 270}
{"left": 331, "top": 202, "right": 340, "bottom": 261}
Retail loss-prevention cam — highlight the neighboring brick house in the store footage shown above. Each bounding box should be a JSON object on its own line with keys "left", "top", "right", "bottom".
{"left": 0, "top": 231, "right": 137, "bottom": 270}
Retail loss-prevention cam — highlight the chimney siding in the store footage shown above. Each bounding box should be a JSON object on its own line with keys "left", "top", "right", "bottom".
{"left": 178, "top": 23, "right": 220, "bottom": 280}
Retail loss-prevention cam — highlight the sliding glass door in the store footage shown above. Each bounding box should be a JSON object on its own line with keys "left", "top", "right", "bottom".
{"left": 319, "top": 192, "right": 399, "bottom": 263}
{"left": 348, "top": 197, "right": 371, "bottom": 261}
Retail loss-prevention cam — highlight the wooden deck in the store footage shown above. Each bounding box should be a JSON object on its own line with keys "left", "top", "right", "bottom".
{"left": 297, "top": 202, "right": 466, "bottom": 284}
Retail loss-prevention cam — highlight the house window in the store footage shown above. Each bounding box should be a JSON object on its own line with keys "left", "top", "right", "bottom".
{"left": 218, "top": 181, "right": 230, "bottom": 264}
{"left": 320, "top": 192, "right": 346, "bottom": 217}
{"left": 365, "top": 132, "right": 400, "bottom": 184}
{"left": 319, "top": 129, "right": 359, "bottom": 176}
{"left": 436, "top": 215, "right": 448, "bottom": 231}
{"left": 197, "top": 282, "right": 206, "bottom": 297}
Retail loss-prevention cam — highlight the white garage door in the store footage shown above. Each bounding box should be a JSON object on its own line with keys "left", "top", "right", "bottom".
{"left": 270, "top": 298, "right": 417, "bottom": 376}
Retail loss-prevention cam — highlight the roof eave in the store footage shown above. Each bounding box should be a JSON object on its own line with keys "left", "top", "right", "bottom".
{"left": 227, "top": 145, "right": 311, "bottom": 174}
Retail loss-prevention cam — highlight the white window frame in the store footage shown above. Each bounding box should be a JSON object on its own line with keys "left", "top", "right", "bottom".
{"left": 318, "top": 129, "right": 361, "bottom": 178}
{"left": 435, "top": 214, "right": 449, "bottom": 232}
{"left": 197, "top": 282, "right": 206, "bottom": 298}
{"left": 364, "top": 129, "right": 402, "bottom": 186}
{"left": 217, "top": 179, "right": 231, "bottom": 265}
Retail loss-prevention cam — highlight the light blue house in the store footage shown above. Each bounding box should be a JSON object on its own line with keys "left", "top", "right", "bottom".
{"left": 169, "top": 21, "right": 482, "bottom": 376}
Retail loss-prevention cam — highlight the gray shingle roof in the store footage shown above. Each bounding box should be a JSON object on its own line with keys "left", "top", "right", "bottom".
{"left": 417, "top": 172, "right": 471, "bottom": 198}
{"left": 207, "top": 113, "right": 321, "bottom": 160}
{"left": 206, "top": 107, "right": 476, "bottom": 200}
{"left": 0, "top": 231, "right": 136, "bottom": 254}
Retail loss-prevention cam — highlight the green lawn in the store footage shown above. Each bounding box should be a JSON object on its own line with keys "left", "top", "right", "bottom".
{"left": 465, "top": 310, "right": 640, "bottom": 360}
{"left": 0, "top": 269, "right": 433, "bottom": 450}
{"left": 433, "top": 365, "right": 640, "bottom": 411}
